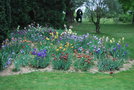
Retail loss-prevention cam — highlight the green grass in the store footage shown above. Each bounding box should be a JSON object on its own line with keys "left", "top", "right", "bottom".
{"left": 0, "top": 70, "right": 134, "bottom": 90}
{"left": 73, "top": 22, "right": 134, "bottom": 59}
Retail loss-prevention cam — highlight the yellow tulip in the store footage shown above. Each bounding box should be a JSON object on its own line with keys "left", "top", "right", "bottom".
{"left": 56, "top": 49, "right": 59, "bottom": 51}
{"left": 60, "top": 43, "right": 62, "bottom": 46}
{"left": 59, "top": 47, "right": 62, "bottom": 49}
{"left": 46, "top": 37, "right": 50, "bottom": 40}
{"left": 52, "top": 33, "right": 54, "bottom": 36}
{"left": 63, "top": 48, "right": 66, "bottom": 51}
{"left": 56, "top": 32, "right": 58, "bottom": 35}
{"left": 55, "top": 36, "right": 58, "bottom": 39}
{"left": 71, "top": 46, "right": 74, "bottom": 48}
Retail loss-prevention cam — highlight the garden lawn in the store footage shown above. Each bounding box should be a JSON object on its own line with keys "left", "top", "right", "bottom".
{"left": 73, "top": 22, "right": 134, "bottom": 59}
{"left": 0, "top": 70, "right": 134, "bottom": 90}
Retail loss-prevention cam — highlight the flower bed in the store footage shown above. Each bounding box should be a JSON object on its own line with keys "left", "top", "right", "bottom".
{"left": 0, "top": 24, "right": 129, "bottom": 73}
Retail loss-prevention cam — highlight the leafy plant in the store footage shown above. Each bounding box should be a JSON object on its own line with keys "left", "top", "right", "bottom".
{"left": 74, "top": 52, "right": 93, "bottom": 71}
{"left": 52, "top": 52, "right": 72, "bottom": 70}
{"left": 98, "top": 58, "right": 124, "bottom": 71}
{"left": 30, "top": 49, "right": 50, "bottom": 68}
{"left": 13, "top": 54, "right": 34, "bottom": 71}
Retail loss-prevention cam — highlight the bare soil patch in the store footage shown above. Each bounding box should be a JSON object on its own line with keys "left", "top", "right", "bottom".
{"left": 0, "top": 60, "right": 134, "bottom": 76}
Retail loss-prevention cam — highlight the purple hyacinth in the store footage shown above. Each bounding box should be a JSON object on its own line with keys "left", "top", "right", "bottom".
{"left": 117, "top": 44, "right": 121, "bottom": 49}
{"left": 31, "top": 49, "right": 47, "bottom": 58}
{"left": 78, "top": 47, "right": 83, "bottom": 51}
{"left": 124, "top": 51, "right": 127, "bottom": 55}
{"left": 37, "top": 52, "right": 46, "bottom": 58}
{"left": 113, "top": 48, "right": 117, "bottom": 52}
{"left": 31, "top": 49, "right": 37, "bottom": 55}
{"left": 125, "top": 44, "right": 128, "bottom": 47}
{"left": 96, "top": 48, "right": 101, "bottom": 53}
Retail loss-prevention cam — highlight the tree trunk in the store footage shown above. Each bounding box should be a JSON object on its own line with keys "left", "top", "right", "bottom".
{"left": 95, "top": 23, "right": 100, "bottom": 34}
{"left": 64, "top": 9, "right": 75, "bottom": 24}
{"left": 132, "top": 13, "right": 134, "bottom": 24}
{"left": 91, "top": 11, "right": 101, "bottom": 34}
{"left": 64, "top": 0, "right": 75, "bottom": 25}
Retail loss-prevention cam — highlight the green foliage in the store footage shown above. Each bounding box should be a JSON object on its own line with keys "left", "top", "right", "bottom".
{"left": 0, "top": 0, "right": 66, "bottom": 47}
{"left": 0, "top": 0, "right": 10, "bottom": 45}
{"left": 119, "top": 0, "right": 134, "bottom": 12}
{"left": 85, "top": 0, "right": 122, "bottom": 33}
{"left": 98, "top": 58, "right": 124, "bottom": 71}
{"left": 10, "top": 0, "right": 65, "bottom": 28}
{"left": 13, "top": 54, "right": 34, "bottom": 72}
{"left": 74, "top": 57, "right": 93, "bottom": 71}
{"left": 30, "top": 56, "right": 50, "bottom": 68}
{"left": 52, "top": 53, "right": 72, "bottom": 70}
{"left": 0, "top": 52, "right": 2, "bottom": 70}
{"left": 118, "top": 14, "right": 132, "bottom": 23}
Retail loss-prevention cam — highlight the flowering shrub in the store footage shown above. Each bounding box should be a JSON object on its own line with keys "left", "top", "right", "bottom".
{"left": 0, "top": 24, "right": 129, "bottom": 72}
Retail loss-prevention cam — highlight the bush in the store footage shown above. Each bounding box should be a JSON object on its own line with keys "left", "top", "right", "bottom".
{"left": 118, "top": 14, "right": 132, "bottom": 23}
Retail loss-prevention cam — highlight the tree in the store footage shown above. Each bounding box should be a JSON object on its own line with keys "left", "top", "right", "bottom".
{"left": 64, "top": 0, "right": 87, "bottom": 24}
{"left": 0, "top": 0, "right": 11, "bottom": 46}
{"left": 0, "top": 0, "right": 66, "bottom": 48}
{"left": 86, "top": 0, "right": 121, "bottom": 33}
{"left": 119, "top": 0, "right": 134, "bottom": 24}
{"left": 10, "top": 0, "right": 66, "bottom": 28}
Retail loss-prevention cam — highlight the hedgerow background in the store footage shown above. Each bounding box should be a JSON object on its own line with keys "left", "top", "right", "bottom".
{"left": 0, "top": 0, "right": 65, "bottom": 46}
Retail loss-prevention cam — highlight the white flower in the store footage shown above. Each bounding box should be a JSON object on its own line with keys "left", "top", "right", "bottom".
{"left": 112, "top": 38, "right": 115, "bottom": 42}
{"left": 106, "top": 37, "right": 109, "bottom": 42}
{"left": 110, "top": 40, "right": 113, "bottom": 43}
{"left": 118, "top": 40, "right": 121, "bottom": 43}
{"left": 69, "top": 25, "right": 73, "bottom": 29}
{"left": 122, "top": 37, "right": 124, "bottom": 41}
